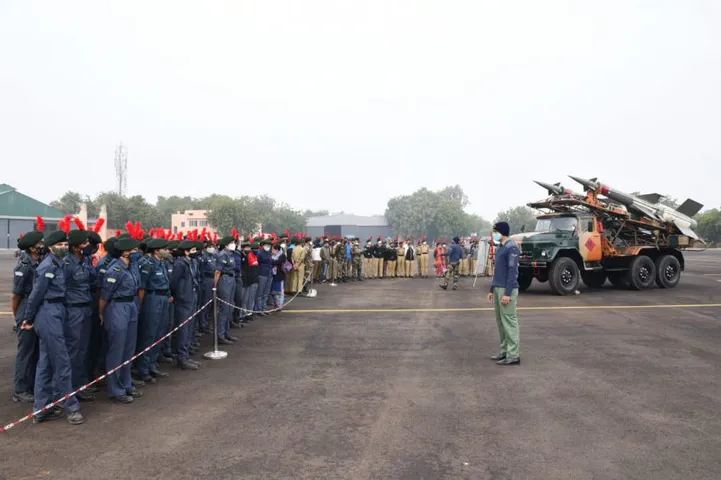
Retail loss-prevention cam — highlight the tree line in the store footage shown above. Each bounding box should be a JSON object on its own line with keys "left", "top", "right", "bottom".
{"left": 49, "top": 188, "right": 721, "bottom": 245}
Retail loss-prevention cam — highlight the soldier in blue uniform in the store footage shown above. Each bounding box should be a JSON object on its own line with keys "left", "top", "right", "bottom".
{"left": 170, "top": 239, "right": 201, "bottom": 370}
{"left": 63, "top": 228, "right": 96, "bottom": 402}
{"left": 231, "top": 238, "right": 245, "bottom": 327}
{"left": 189, "top": 239, "right": 203, "bottom": 356}
{"left": 136, "top": 238, "right": 172, "bottom": 384}
{"left": 198, "top": 238, "right": 218, "bottom": 334}
{"left": 11, "top": 229, "right": 44, "bottom": 404}
{"left": 214, "top": 236, "right": 238, "bottom": 345}
{"left": 99, "top": 237, "right": 144, "bottom": 404}
{"left": 160, "top": 239, "right": 179, "bottom": 364}
{"left": 92, "top": 236, "right": 119, "bottom": 380}
{"left": 84, "top": 230, "right": 104, "bottom": 392}
{"left": 22, "top": 229, "right": 84, "bottom": 425}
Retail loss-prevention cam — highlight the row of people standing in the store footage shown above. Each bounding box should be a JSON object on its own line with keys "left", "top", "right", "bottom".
{"left": 10, "top": 222, "right": 312, "bottom": 426}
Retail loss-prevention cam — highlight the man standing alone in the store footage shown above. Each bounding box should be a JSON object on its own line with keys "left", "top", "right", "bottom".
{"left": 487, "top": 221, "right": 521, "bottom": 366}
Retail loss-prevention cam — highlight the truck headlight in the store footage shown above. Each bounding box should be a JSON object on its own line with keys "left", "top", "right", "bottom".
{"left": 541, "top": 250, "right": 547, "bottom": 257}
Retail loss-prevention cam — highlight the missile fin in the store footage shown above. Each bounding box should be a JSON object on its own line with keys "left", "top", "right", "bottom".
{"left": 676, "top": 199, "right": 704, "bottom": 217}
{"left": 636, "top": 193, "right": 663, "bottom": 204}
{"left": 673, "top": 221, "right": 699, "bottom": 239}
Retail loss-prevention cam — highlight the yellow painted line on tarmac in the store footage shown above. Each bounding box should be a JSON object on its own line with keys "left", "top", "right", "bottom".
{"left": 283, "top": 303, "right": 721, "bottom": 314}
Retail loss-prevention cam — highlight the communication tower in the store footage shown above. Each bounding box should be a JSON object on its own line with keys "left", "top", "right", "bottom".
{"left": 114, "top": 143, "right": 128, "bottom": 196}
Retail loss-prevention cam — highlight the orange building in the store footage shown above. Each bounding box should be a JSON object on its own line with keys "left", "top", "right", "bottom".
{"left": 171, "top": 209, "right": 218, "bottom": 236}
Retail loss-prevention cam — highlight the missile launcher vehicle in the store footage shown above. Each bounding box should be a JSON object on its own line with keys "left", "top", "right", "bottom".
{"left": 513, "top": 177, "right": 705, "bottom": 295}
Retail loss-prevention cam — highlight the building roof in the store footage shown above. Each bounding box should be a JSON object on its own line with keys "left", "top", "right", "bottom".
{"left": 306, "top": 214, "right": 388, "bottom": 227}
{"left": 0, "top": 184, "right": 65, "bottom": 219}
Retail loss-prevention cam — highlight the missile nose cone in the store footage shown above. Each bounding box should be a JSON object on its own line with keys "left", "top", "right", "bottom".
{"left": 569, "top": 175, "right": 598, "bottom": 189}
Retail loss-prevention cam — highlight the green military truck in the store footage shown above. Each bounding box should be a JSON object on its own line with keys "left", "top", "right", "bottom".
{"left": 511, "top": 186, "right": 699, "bottom": 295}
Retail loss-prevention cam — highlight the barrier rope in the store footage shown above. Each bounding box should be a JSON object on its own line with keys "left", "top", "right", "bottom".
{"left": 218, "top": 272, "right": 312, "bottom": 315}
{"left": 1, "top": 299, "right": 213, "bottom": 433}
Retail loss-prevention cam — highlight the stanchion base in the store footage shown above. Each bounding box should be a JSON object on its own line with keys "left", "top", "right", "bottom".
{"left": 203, "top": 350, "right": 228, "bottom": 360}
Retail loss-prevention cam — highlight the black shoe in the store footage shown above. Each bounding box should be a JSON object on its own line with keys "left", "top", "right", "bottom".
{"left": 67, "top": 410, "right": 84, "bottom": 425}
{"left": 496, "top": 357, "right": 520, "bottom": 366}
{"left": 110, "top": 395, "right": 134, "bottom": 404}
{"left": 76, "top": 390, "right": 96, "bottom": 402}
{"left": 179, "top": 360, "right": 199, "bottom": 370}
{"left": 85, "top": 384, "right": 99, "bottom": 394}
{"left": 127, "top": 387, "right": 144, "bottom": 397}
{"left": 490, "top": 353, "right": 507, "bottom": 361}
{"left": 33, "top": 406, "right": 64, "bottom": 423}
{"left": 217, "top": 337, "right": 233, "bottom": 345}
{"left": 149, "top": 368, "right": 169, "bottom": 378}
{"left": 199, "top": 326, "right": 212, "bottom": 334}
{"left": 225, "top": 335, "right": 239, "bottom": 342}
{"left": 439, "top": 284, "right": 447, "bottom": 290}
{"left": 141, "top": 375, "right": 157, "bottom": 385}
{"left": 13, "top": 392, "right": 34, "bottom": 403}
{"left": 131, "top": 379, "right": 145, "bottom": 388}
{"left": 159, "top": 355, "right": 174, "bottom": 364}
{"left": 187, "top": 359, "right": 202, "bottom": 366}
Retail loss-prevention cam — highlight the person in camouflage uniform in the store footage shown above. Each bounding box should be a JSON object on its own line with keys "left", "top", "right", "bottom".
{"left": 351, "top": 238, "right": 363, "bottom": 281}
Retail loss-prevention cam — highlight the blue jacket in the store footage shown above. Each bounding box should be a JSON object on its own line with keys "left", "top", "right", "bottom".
{"left": 490, "top": 239, "right": 520, "bottom": 296}
{"left": 24, "top": 253, "right": 67, "bottom": 324}
{"left": 255, "top": 248, "right": 273, "bottom": 277}
{"left": 442, "top": 243, "right": 463, "bottom": 264}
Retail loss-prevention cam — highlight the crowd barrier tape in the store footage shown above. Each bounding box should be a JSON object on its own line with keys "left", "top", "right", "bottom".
{"left": 2, "top": 272, "right": 315, "bottom": 433}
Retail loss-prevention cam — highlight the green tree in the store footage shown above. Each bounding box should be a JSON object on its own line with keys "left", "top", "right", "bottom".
{"left": 50, "top": 191, "right": 99, "bottom": 216}
{"left": 494, "top": 206, "right": 538, "bottom": 234}
{"left": 696, "top": 208, "right": 721, "bottom": 246}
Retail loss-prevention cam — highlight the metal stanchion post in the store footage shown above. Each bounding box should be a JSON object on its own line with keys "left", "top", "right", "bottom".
{"left": 204, "top": 287, "right": 227, "bottom": 360}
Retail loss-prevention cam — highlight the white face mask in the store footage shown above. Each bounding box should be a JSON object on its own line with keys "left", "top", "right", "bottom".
{"left": 263, "top": 245, "right": 271, "bottom": 252}
{"left": 226, "top": 243, "right": 236, "bottom": 251}
{"left": 206, "top": 247, "right": 216, "bottom": 254}
{"left": 280, "top": 243, "right": 287, "bottom": 249}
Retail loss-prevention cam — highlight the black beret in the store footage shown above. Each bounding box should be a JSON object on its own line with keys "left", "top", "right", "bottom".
{"left": 218, "top": 235, "right": 235, "bottom": 247}
{"left": 87, "top": 231, "right": 103, "bottom": 245}
{"left": 68, "top": 230, "right": 89, "bottom": 247}
{"left": 148, "top": 238, "right": 169, "bottom": 249}
{"left": 117, "top": 233, "right": 131, "bottom": 240}
{"left": 167, "top": 240, "right": 180, "bottom": 250}
{"left": 115, "top": 238, "right": 140, "bottom": 252}
{"left": 241, "top": 242, "right": 250, "bottom": 248}
{"left": 178, "top": 240, "right": 196, "bottom": 250}
{"left": 17, "top": 231, "right": 44, "bottom": 250}
{"left": 45, "top": 230, "right": 68, "bottom": 247}
{"left": 250, "top": 242, "right": 260, "bottom": 249}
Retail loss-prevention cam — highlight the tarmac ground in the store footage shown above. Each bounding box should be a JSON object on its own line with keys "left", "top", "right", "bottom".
{"left": 0, "top": 250, "right": 720, "bottom": 479}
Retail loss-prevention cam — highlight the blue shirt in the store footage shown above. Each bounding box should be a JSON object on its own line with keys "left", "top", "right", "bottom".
{"left": 171, "top": 256, "right": 197, "bottom": 306}
{"left": 24, "top": 253, "right": 67, "bottom": 324}
{"left": 139, "top": 256, "right": 170, "bottom": 291}
{"left": 490, "top": 239, "right": 520, "bottom": 296}
{"left": 346, "top": 243, "right": 352, "bottom": 260}
{"left": 63, "top": 253, "right": 92, "bottom": 304}
{"left": 442, "top": 243, "right": 463, "bottom": 264}
{"left": 199, "top": 250, "right": 218, "bottom": 276}
{"left": 101, "top": 259, "right": 139, "bottom": 301}
{"left": 95, "top": 254, "right": 116, "bottom": 290}
{"left": 231, "top": 250, "right": 243, "bottom": 277}
{"left": 215, "top": 250, "right": 236, "bottom": 275}
{"left": 12, "top": 251, "right": 38, "bottom": 297}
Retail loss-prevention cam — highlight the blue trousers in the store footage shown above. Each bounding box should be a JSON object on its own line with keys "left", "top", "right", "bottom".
{"left": 14, "top": 298, "right": 38, "bottom": 394}
{"left": 233, "top": 278, "right": 244, "bottom": 320}
{"left": 65, "top": 305, "right": 92, "bottom": 389}
{"left": 86, "top": 297, "right": 104, "bottom": 380}
{"left": 174, "top": 299, "right": 195, "bottom": 361}
{"left": 104, "top": 301, "right": 138, "bottom": 398}
{"left": 255, "top": 275, "right": 272, "bottom": 312}
{"left": 200, "top": 277, "right": 214, "bottom": 328}
{"left": 216, "top": 276, "right": 235, "bottom": 339}
{"left": 163, "top": 302, "right": 174, "bottom": 357}
{"left": 242, "top": 283, "right": 258, "bottom": 317}
{"left": 136, "top": 293, "right": 169, "bottom": 376}
{"left": 33, "top": 302, "right": 79, "bottom": 414}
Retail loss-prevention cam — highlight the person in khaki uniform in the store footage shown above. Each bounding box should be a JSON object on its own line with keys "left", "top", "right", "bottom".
{"left": 362, "top": 239, "right": 373, "bottom": 279}
{"left": 373, "top": 238, "right": 385, "bottom": 278}
{"left": 396, "top": 241, "right": 406, "bottom": 278}
{"left": 302, "top": 237, "right": 314, "bottom": 292}
{"left": 386, "top": 241, "right": 397, "bottom": 278}
{"left": 418, "top": 237, "right": 430, "bottom": 278}
{"left": 291, "top": 238, "right": 307, "bottom": 292}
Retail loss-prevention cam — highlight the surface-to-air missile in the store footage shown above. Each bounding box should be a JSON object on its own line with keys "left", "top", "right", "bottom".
{"left": 533, "top": 181, "right": 579, "bottom": 196}
{"left": 568, "top": 176, "right": 704, "bottom": 238}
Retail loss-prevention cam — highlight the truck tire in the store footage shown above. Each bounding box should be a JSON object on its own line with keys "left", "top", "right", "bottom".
{"left": 548, "top": 257, "right": 580, "bottom": 295}
{"left": 626, "top": 255, "right": 656, "bottom": 290}
{"left": 582, "top": 271, "right": 606, "bottom": 288}
{"left": 655, "top": 254, "right": 681, "bottom": 288}
{"left": 518, "top": 270, "right": 533, "bottom": 292}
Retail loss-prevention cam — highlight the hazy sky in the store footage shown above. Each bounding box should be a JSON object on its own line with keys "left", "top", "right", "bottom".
{"left": 1, "top": 1, "right": 719, "bottom": 220}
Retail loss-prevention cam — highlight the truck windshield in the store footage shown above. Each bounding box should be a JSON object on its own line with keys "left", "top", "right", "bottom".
{"left": 535, "top": 217, "right": 577, "bottom": 232}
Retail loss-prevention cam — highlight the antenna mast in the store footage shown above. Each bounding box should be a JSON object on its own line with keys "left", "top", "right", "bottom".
{"left": 114, "top": 143, "right": 128, "bottom": 196}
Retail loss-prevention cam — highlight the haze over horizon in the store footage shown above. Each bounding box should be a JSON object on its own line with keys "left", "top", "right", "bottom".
{"left": 1, "top": 1, "right": 719, "bottom": 221}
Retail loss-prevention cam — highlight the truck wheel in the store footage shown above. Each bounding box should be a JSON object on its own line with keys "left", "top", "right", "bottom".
{"left": 518, "top": 270, "right": 533, "bottom": 292}
{"left": 655, "top": 254, "right": 681, "bottom": 288}
{"left": 548, "top": 257, "right": 580, "bottom": 295}
{"left": 608, "top": 271, "right": 629, "bottom": 289}
{"left": 582, "top": 271, "right": 606, "bottom": 288}
{"left": 626, "top": 255, "right": 656, "bottom": 290}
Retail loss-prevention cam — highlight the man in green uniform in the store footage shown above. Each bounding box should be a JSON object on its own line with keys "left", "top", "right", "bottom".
{"left": 487, "top": 221, "right": 521, "bottom": 365}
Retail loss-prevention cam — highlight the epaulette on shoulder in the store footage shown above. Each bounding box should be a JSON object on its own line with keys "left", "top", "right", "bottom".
{"left": 112, "top": 266, "right": 122, "bottom": 272}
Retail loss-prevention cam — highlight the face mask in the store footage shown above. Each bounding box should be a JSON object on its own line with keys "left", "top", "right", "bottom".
{"left": 280, "top": 243, "right": 286, "bottom": 249}
{"left": 188, "top": 249, "right": 197, "bottom": 257}
{"left": 51, "top": 246, "right": 68, "bottom": 258}
{"left": 226, "top": 243, "right": 236, "bottom": 251}
{"left": 206, "top": 247, "right": 216, "bottom": 254}
{"left": 493, "top": 233, "right": 502, "bottom": 242}
{"left": 82, "top": 244, "right": 95, "bottom": 257}
{"left": 263, "top": 245, "right": 270, "bottom": 252}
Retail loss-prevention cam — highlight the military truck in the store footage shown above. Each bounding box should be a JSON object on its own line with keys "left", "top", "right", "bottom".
{"left": 512, "top": 179, "right": 704, "bottom": 295}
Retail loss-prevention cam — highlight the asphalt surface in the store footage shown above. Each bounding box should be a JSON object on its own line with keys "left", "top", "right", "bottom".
{"left": 0, "top": 250, "right": 720, "bottom": 479}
